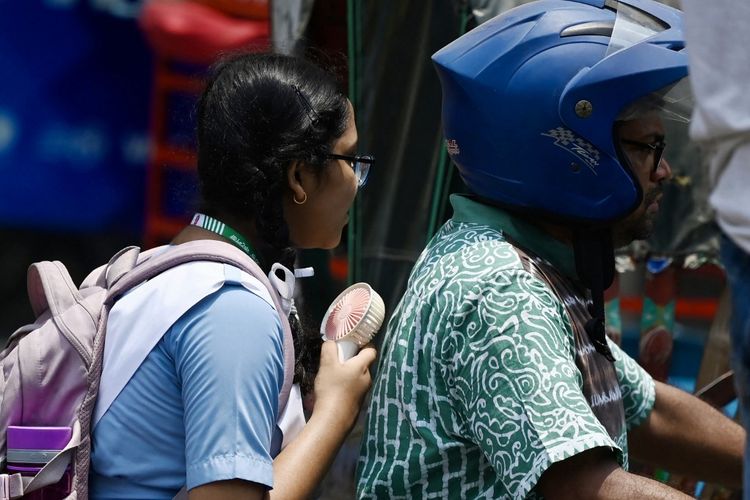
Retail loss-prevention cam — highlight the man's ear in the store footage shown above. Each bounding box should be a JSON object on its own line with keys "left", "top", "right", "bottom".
{"left": 287, "top": 160, "right": 307, "bottom": 201}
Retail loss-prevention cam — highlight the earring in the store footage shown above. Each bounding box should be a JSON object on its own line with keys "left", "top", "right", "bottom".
{"left": 294, "top": 192, "right": 307, "bottom": 205}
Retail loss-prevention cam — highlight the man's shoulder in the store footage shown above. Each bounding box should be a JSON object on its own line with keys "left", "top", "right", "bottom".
{"left": 428, "top": 220, "right": 541, "bottom": 278}
{"left": 431, "top": 220, "right": 518, "bottom": 261}
{"left": 407, "top": 220, "right": 559, "bottom": 303}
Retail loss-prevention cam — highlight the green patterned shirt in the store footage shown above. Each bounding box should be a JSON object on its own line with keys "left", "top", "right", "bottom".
{"left": 356, "top": 195, "right": 655, "bottom": 499}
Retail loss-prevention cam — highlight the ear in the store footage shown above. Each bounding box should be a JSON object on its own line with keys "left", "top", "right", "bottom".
{"left": 286, "top": 160, "right": 307, "bottom": 201}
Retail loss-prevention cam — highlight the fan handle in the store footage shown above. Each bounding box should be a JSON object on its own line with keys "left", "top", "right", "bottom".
{"left": 337, "top": 339, "right": 359, "bottom": 362}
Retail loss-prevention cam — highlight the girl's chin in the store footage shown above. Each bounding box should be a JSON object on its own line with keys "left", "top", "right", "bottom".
{"left": 293, "top": 233, "right": 343, "bottom": 251}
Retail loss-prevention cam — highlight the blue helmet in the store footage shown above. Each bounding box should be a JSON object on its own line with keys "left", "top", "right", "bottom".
{"left": 432, "top": 0, "right": 688, "bottom": 225}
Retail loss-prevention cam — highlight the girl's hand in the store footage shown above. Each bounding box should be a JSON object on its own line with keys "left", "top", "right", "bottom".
{"left": 310, "top": 341, "right": 377, "bottom": 430}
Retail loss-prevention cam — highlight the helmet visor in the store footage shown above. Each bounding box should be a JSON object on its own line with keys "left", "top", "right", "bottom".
{"left": 605, "top": 1, "right": 669, "bottom": 57}
{"left": 615, "top": 77, "right": 696, "bottom": 210}
{"left": 616, "top": 77, "right": 693, "bottom": 125}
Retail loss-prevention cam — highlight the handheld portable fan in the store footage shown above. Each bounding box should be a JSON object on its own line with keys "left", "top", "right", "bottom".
{"left": 320, "top": 283, "right": 385, "bottom": 361}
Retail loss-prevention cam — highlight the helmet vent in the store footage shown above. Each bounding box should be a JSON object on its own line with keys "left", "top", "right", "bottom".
{"left": 561, "top": 21, "right": 615, "bottom": 38}
{"left": 665, "top": 41, "right": 686, "bottom": 51}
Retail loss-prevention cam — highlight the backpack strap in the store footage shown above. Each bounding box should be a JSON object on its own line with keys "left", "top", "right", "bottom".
{"left": 104, "top": 246, "right": 141, "bottom": 288}
{"left": 0, "top": 472, "right": 23, "bottom": 499}
{"left": 27, "top": 261, "right": 83, "bottom": 319}
{"left": 105, "top": 240, "right": 296, "bottom": 415}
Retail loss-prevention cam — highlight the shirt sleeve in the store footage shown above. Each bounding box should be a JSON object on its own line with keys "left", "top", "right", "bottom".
{"left": 608, "top": 338, "right": 656, "bottom": 430}
{"left": 167, "top": 284, "right": 285, "bottom": 491}
{"left": 440, "top": 268, "right": 619, "bottom": 499}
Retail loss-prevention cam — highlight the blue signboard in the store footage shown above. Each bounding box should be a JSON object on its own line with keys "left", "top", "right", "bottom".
{"left": 0, "top": 0, "right": 152, "bottom": 232}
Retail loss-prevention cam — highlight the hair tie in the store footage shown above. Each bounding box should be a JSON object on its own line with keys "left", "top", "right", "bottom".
{"left": 291, "top": 84, "right": 321, "bottom": 125}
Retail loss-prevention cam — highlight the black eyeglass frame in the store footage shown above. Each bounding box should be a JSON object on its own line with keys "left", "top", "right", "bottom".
{"left": 620, "top": 138, "right": 667, "bottom": 175}
{"left": 326, "top": 153, "right": 374, "bottom": 187}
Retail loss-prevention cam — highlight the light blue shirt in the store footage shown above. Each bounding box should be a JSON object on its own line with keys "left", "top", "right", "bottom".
{"left": 90, "top": 284, "right": 284, "bottom": 499}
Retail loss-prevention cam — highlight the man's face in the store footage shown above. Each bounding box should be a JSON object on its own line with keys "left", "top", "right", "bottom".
{"left": 612, "top": 114, "right": 672, "bottom": 247}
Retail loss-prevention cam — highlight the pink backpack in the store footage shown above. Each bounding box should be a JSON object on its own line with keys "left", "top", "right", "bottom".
{"left": 0, "top": 241, "right": 295, "bottom": 499}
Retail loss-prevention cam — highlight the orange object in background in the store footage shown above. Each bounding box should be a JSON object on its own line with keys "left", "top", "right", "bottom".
{"left": 139, "top": 0, "right": 270, "bottom": 247}
{"left": 192, "top": 0, "right": 270, "bottom": 20}
{"left": 620, "top": 264, "right": 724, "bottom": 322}
{"left": 139, "top": 1, "right": 269, "bottom": 65}
{"left": 329, "top": 254, "right": 349, "bottom": 283}
{"left": 620, "top": 296, "right": 718, "bottom": 321}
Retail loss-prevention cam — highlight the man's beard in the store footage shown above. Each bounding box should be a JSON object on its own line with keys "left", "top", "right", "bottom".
{"left": 612, "top": 187, "right": 663, "bottom": 247}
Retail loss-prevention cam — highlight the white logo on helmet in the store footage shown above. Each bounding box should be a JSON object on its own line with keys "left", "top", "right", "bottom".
{"left": 541, "top": 127, "right": 600, "bottom": 174}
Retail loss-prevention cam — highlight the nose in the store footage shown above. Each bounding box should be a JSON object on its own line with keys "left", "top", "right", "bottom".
{"left": 654, "top": 157, "right": 672, "bottom": 182}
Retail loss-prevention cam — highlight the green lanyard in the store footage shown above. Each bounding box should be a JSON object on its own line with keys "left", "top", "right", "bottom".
{"left": 190, "top": 213, "right": 260, "bottom": 266}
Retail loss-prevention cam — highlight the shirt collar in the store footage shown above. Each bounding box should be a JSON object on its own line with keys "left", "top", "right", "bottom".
{"left": 450, "top": 194, "right": 578, "bottom": 279}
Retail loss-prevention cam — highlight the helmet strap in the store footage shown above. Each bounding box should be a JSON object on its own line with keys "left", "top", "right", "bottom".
{"left": 573, "top": 228, "right": 616, "bottom": 362}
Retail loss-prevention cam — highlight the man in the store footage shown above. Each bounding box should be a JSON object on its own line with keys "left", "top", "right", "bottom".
{"left": 683, "top": 0, "right": 750, "bottom": 495}
{"left": 357, "top": 1, "right": 744, "bottom": 498}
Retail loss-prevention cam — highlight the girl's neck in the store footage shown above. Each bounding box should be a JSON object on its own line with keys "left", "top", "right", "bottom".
{"left": 171, "top": 211, "right": 271, "bottom": 264}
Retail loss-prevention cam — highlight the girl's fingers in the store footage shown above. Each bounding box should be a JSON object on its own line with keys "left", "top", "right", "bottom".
{"left": 319, "top": 340, "right": 339, "bottom": 363}
{"left": 354, "top": 346, "right": 377, "bottom": 366}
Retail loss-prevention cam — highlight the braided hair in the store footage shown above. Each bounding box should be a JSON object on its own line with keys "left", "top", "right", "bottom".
{"left": 196, "top": 52, "right": 349, "bottom": 395}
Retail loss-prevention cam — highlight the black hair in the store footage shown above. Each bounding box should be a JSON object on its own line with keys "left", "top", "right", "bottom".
{"left": 196, "top": 52, "right": 350, "bottom": 394}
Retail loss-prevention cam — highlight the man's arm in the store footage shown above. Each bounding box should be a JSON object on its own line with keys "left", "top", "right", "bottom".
{"left": 537, "top": 448, "right": 691, "bottom": 500}
{"left": 537, "top": 447, "right": 692, "bottom": 499}
{"left": 628, "top": 380, "right": 744, "bottom": 489}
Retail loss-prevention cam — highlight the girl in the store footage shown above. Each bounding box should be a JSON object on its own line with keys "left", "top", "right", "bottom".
{"left": 90, "top": 52, "right": 376, "bottom": 499}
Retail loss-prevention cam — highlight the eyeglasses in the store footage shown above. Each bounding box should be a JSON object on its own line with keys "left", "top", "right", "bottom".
{"left": 620, "top": 138, "right": 667, "bottom": 175}
{"left": 326, "top": 153, "right": 374, "bottom": 188}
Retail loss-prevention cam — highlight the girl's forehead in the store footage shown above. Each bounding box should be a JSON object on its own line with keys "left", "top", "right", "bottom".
{"left": 334, "top": 103, "right": 358, "bottom": 153}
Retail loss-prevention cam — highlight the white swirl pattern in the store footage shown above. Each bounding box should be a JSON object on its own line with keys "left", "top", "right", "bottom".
{"left": 357, "top": 220, "right": 655, "bottom": 499}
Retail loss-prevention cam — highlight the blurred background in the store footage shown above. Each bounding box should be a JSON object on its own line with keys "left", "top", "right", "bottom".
{"left": 0, "top": 1, "right": 152, "bottom": 333}
{"left": 0, "top": 0, "right": 734, "bottom": 498}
